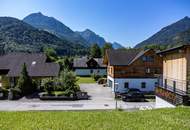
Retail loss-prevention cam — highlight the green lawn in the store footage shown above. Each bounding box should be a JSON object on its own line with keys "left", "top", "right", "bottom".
{"left": 77, "top": 76, "right": 96, "bottom": 84}
{"left": 0, "top": 108, "right": 190, "bottom": 130}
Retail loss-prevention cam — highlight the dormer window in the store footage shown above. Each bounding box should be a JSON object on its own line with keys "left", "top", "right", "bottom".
{"left": 142, "top": 56, "right": 154, "bottom": 62}
{"left": 32, "top": 61, "right": 36, "bottom": 65}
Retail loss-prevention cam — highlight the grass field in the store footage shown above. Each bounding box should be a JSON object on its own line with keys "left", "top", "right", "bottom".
{"left": 77, "top": 76, "right": 96, "bottom": 84}
{"left": 0, "top": 107, "right": 190, "bottom": 130}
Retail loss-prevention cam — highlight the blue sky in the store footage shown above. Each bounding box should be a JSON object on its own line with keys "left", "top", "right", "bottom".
{"left": 0, "top": 0, "right": 190, "bottom": 47}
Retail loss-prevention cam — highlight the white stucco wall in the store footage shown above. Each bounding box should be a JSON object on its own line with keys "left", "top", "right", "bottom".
{"left": 155, "top": 96, "right": 175, "bottom": 108}
{"left": 107, "top": 76, "right": 157, "bottom": 92}
{"left": 75, "top": 69, "right": 106, "bottom": 76}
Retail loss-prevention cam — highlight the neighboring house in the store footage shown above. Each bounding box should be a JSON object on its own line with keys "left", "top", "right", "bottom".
{"left": 156, "top": 45, "right": 190, "bottom": 108}
{"left": 73, "top": 57, "right": 107, "bottom": 76}
{"left": 0, "top": 53, "right": 60, "bottom": 87}
{"left": 103, "top": 49, "right": 162, "bottom": 93}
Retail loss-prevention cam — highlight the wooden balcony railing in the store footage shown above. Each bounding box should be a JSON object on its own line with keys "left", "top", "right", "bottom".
{"left": 157, "top": 77, "right": 190, "bottom": 95}
{"left": 156, "top": 77, "right": 190, "bottom": 105}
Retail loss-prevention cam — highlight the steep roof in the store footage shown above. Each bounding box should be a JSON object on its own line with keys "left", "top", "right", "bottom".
{"left": 157, "top": 45, "right": 190, "bottom": 55}
{"left": 0, "top": 53, "right": 60, "bottom": 77}
{"left": 73, "top": 57, "right": 106, "bottom": 68}
{"left": 106, "top": 49, "right": 151, "bottom": 66}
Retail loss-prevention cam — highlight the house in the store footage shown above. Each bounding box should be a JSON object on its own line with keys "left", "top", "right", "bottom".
{"left": 73, "top": 57, "right": 107, "bottom": 76}
{"left": 156, "top": 45, "right": 190, "bottom": 108}
{"left": 103, "top": 49, "right": 162, "bottom": 93}
{"left": 0, "top": 53, "right": 60, "bottom": 87}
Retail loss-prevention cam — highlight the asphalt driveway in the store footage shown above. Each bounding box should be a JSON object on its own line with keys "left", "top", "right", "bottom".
{"left": 0, "top": 83, "right": 155, "bottom": 111}
{"left": 80, "top": 83, "right": 114, "bottom": 101}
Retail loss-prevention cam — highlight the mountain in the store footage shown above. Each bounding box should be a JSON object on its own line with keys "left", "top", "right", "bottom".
{"left": 0, "top": 17, "right": 87, "bottom": 55}
{"left": 112, "top": 42, "right": 124, "bottom": 49}
{"left": 172, "top": 28, "right": 190, "bottom": 44}
{"left": 23, "top": 12, "right": 89, "bottom": 46}
{"left": 76, "top": 29, "right": 106, "bottom": 47}
{"left": 135, "top": 16, "right": 190, "bottom": 48}
{"left": 76, "top": 29, "right": 124, "bottom": 48}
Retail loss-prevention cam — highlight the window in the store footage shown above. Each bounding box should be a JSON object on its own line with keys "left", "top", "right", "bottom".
{"left": 164, "top": 79, "right": 167, "bottom": 88}
{"left": 124, "top": 82, "right": 129, "bottom": 88}
{"left": 90, "top": 69, "right": 93, "bottom": 74}
{"left": 173, "top": 81, "right": 176, "bottom": 92}
{"left": 142, "top": 56, "right": 154, "bottom": 62}
{"left": 141, "top": 82, "right": 146, "bottom": 88}
{"left": 115, "top": 70, "right": 127, "bottom": 74}
{"left": 110, "top": 67, "right": 113, "bottom": 74}
{"left": 155, "top": 68, "right": 161, "bottom": 74}
{"left": 145, "top": 68, "right": 151, "bottom": 73}
{"left": 155, "top": 82, "right": 158, "bottom": 87}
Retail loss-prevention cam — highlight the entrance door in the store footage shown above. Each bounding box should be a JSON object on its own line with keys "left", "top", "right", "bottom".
{"left": 108, "top": 80, "right": 113, "bottom": 88}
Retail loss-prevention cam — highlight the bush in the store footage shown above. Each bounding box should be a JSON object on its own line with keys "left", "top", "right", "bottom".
{"left": 8, "top": 88, "right": 22, "bottom": 100}
{"left": 91, "top": 73, "right": 101, "bottom": 81}
{"left": 60, "top": 69, "right": 80, "bottom": 94}
{"left": 44, "top": 79, "right": 54, "bottom": 95}
{"left": 97, "top": 78, "right": 107, "bottom": 84}
{"left": 0, "top": 88, "right": 8, "bottom": 99}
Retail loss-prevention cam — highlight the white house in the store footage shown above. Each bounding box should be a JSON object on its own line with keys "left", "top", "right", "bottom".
{"left": 73, "top": 57, "right": 107, "bottom": 76}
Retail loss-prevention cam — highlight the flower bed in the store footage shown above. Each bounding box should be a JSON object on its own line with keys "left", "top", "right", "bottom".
{"left": 39, "top": 91, "right": 88, "bottom": 100}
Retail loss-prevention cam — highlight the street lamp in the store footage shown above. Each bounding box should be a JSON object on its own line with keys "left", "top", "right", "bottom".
{"left": 114, "top": 82, "right": 119, "bottom": 109}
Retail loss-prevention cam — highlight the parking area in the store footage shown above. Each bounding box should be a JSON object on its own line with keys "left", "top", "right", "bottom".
{"left": 80, "top": 83, "right": 114, "bottom": 102}
{"left": 0, "top": 83, "right": 155, "bottom": 111}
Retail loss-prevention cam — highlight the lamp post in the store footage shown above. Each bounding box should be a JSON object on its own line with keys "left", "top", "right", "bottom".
{"left": 114, "top": 83, "right": 119, "bottom": 110}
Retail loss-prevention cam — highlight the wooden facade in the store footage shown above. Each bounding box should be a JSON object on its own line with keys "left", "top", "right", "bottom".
{"left": 161, "top": 46, "right": 190, "bottom": 92}
{"left": 156, "top": 45, "right": 190, "bottom": 106}
{"left": 105, "top": 49, "right": 162, "bottom": 78}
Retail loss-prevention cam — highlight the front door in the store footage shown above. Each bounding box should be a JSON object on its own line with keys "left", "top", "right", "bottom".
{"left": 108, "top": 80, "right": 113, "bottom": 88}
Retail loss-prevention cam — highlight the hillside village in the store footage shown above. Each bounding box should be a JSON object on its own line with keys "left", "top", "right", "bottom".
{"left": 0, "top": 1, "right": 190, "bottom": 129}
{"left": 0, "top": 13, "right": 190, "bottom": 109}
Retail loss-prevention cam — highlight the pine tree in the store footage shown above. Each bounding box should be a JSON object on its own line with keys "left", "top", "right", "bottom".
{"left": 16, "top": 63, "right": 35, "bottom": 95}
{"left": 90, "top": 43, "right": 102, "bottom": 58}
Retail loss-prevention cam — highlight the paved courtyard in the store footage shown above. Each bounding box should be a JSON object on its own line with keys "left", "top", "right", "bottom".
{"left": 0, "top": 84, "right": 155, "bottom": 111}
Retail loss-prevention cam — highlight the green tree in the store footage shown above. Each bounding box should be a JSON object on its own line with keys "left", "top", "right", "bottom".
{"left": 143, "top": 44, "right": 167, "bottom": 51}
{"left": 16, "top": 63, "right": 35, "bottom": 95}
{"left": 63, "top": 57, "right": 73, "bottom": 70}
{"left": 102, "top": 43, "right": 113, "bottom": 56}
{"left": 90, "top": 43, "right": 102, "bottom": 58}
{"left": 44, "top": 47, "right": 58, "bottom": 61}
{"left": 57, "top": 56, "right": 73, "bottom": 71}
{"left": 60, "top": 69, "right": 79, "bottom": 95}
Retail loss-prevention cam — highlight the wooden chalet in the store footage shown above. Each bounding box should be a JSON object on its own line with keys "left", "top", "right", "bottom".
{"left": 103, "top": 49, "right": 163, "bottom": 93}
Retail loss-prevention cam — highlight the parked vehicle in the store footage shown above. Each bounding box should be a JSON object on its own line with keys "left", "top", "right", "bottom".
{"left": 121, "top": 88, "right": 145, "bottom": 102}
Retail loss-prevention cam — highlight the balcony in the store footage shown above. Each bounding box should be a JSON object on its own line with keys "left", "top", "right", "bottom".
{"left": 156, "top": 77, "right": 190, "bottom": 105}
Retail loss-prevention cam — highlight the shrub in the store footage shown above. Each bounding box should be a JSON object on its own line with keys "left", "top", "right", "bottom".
{"left": 97, "top": 78, "right": 107, "bottom": 84}
{"left": 44, "top": 79, "right": 54, "bottom": 95}
{"left": 91, "top": 73, "right": 101, "bottom": 81}
{"left": 60, "top": 69, "right": 80, "bottom": 95}
{"left": 8, "top": 88, "right": 22, "bottom": 100}
{"left": 0, "top": 88, "right": 8, "bottom": 99}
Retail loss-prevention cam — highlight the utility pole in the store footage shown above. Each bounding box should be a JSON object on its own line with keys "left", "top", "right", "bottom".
{"left": 114, "top": 83, "right": 118, "bottom": 110}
